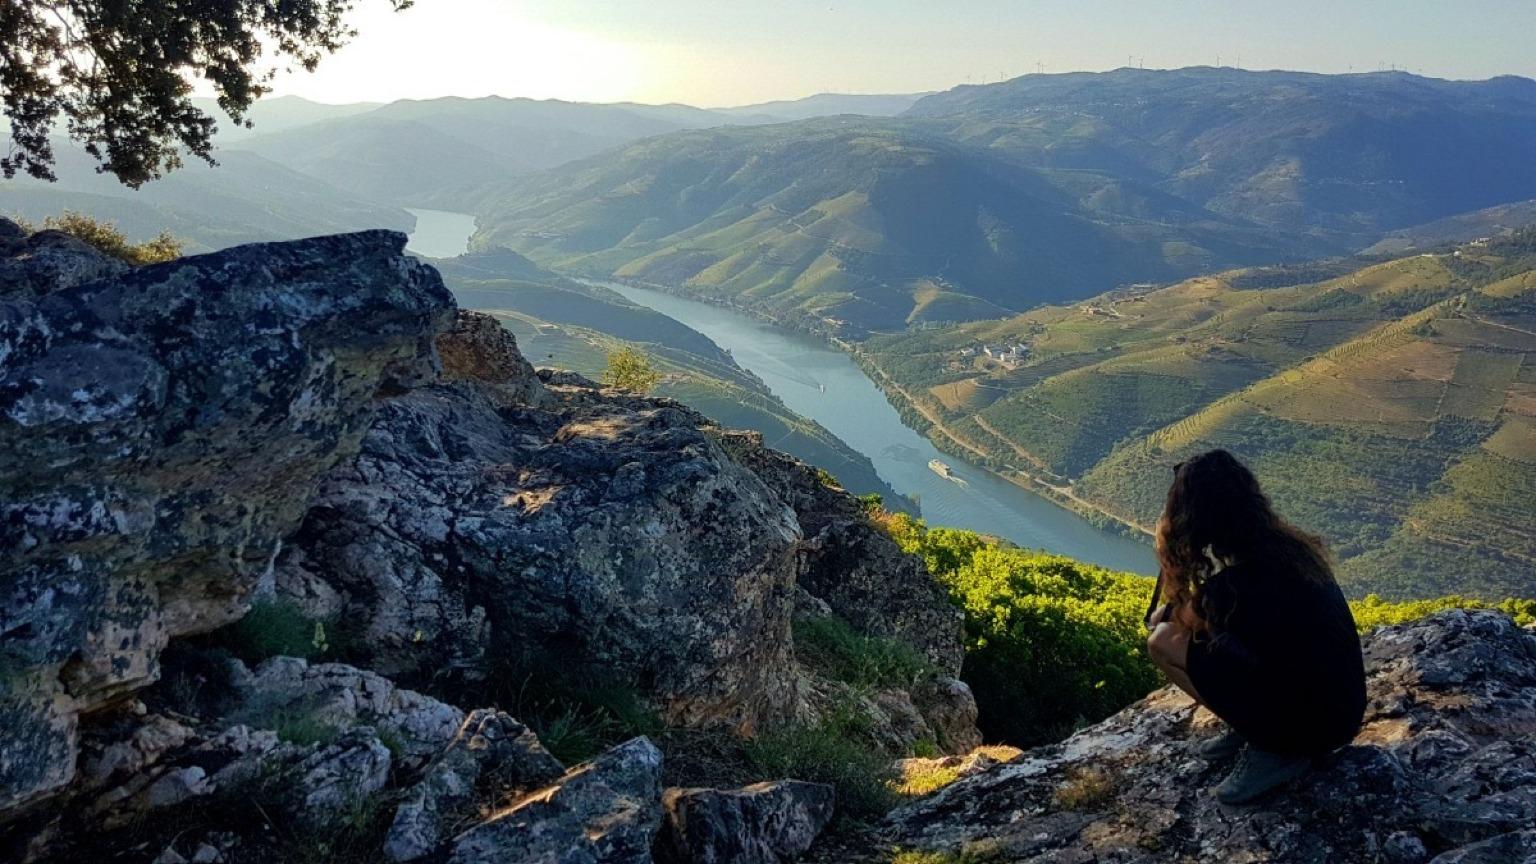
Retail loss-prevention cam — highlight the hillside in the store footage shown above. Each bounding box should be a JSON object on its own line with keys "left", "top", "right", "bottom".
{"left": 0, "top": 145, "right": 411, "bottom": 252}
{"left": 860, "top": 232, "right": 1536, "bottom": 598}
{"left": 431, "top": 249, "right": 911, "bottom": 507}
{"left": 906, "top": 67, "right": 1536, "bottom": 239}
{"left": 467, "top": 119, "right": 1323, "bottom": 334}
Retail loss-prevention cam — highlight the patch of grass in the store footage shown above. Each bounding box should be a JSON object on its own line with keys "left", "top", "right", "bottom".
{"left": 794, "top": 615, "right": 934, "bottom": 693}
{"left": 456, "top": 653, "right": 664, "bottom": 766}
{"left": 746, "top": 705, "right": 898, "bottom": 822}
{"left": 1053, "top": 766, "right": 1115, "bottom": 810}
{"left": 231, "top": 699, "right": 341, "bottom": 748}
{"left": 895, "top": 763, "right": 962, "bottom": 797}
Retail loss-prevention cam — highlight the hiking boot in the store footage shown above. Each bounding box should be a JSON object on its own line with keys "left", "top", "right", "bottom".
{"left": 1214, "top": 746, "right": 1311, "bottom": 805}
{"left": 1198, "top": 727, "right": 1245, "bottom": 761}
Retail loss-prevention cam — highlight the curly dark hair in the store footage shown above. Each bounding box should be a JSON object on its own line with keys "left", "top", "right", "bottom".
{"left": 1155, "top": 449, "right": 1333, "bottom": 630}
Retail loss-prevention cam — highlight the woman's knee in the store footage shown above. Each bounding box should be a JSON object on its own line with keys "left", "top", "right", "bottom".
{"left": 1147, "top": 622, "right": 1188, "bottom": 666}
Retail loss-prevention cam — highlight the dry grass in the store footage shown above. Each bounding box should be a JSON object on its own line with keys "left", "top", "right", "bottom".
{"left": 1053, "top": 766, "right": 1116, "bottom": 810}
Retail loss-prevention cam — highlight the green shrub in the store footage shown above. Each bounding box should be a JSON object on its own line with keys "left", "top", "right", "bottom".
{"left": 795, "top": 615, "right": 934, "bottom": 693}
{"left": 602, "top": 346, "right": 662, "bottom": 393}
{"left": 18, "top": 211, "right": 181, "bottom": 264}
{"left": 1350, "top": 594, "right": 1536, "bottom": 630}
{"left": 882, "top": 515, "right": 1161, "bottom": 746}
{"left": 210, "top": 599, "right": 338, "bottom": 665}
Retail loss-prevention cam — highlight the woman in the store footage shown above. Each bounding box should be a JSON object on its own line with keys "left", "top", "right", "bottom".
{"left": 1144, "top": 449, "right": 1366, "bottom": 805}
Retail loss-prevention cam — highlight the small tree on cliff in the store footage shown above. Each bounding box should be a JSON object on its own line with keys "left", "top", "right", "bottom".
{"left": 1, "top": 0, "right": 412, "bottom": 187}
{"left": 602, "top": 347, "right": 662, "bottom": 394}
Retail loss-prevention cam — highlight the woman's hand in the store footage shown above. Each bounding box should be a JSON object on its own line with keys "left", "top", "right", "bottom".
{"left": 1146, "top": 603, "right": 1171, "bottom": 631}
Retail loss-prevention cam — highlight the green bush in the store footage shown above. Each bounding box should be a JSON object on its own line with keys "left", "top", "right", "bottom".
{"left": 879, "top": 507, "right": 1536, "bottom": 748}
{"left": 883, "top": 514, "right": 1160, "bottom": 746}
{"left": 794, "top": 615, "right": 934, "bottom": 693}
{"left": 602, "top": 345, "right": 662, "bottom": 393}
{"left": 209, "top": 599, "right": 339, "bottom": 665}
{"left": 16, "top": 211, "right": 181, "bottom": 264}
{"left": 1350, "top": 594, "right": 1536, "bottom": 630}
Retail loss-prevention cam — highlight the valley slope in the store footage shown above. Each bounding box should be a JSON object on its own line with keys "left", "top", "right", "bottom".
{"left": 860, "top": 232, "right": 1536, "bottom": 598}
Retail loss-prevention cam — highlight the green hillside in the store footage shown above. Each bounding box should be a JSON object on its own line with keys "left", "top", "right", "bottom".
{"left": 432, "top": 250, "right": 912, "bottom": 509}
{"left": 860, "top": 232, "right": 1536, "bottom": 598}
{"left": 468, "top": 119, "right": 1325, "bottom": 334}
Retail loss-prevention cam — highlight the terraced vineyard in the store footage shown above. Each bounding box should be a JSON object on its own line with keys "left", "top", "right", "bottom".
{"left": 863, "top": 233, "right": 1536, "bottom": 598}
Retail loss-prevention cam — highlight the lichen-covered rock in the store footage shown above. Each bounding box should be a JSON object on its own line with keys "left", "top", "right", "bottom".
{"left": 715, "top": 431, "right": 965, "bottom": 675}
{"left": 0, "top": 227, "right": 454, "bottom": 814}
{"left": 237, "top": 658, "right": 467, "bottom": 766}
{"left": 449, "top": 736, "right": 664, "bottom": 864}
{"left": 657, "top": 780, "right": 836, "bottom": 864}
{"left": 384, "top": 708, "right": 565, "bottom": 862}
{"left": 274, "top": 313, "right": 807, "bottom": 732}
{"left": 912, "top": 676, "right": 983, "bottom": 754}
{"left": 842, "top": 610, "right": 1536, "bottom": 864}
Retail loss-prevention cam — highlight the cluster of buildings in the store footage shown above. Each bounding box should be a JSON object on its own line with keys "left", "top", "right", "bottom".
{"left": 960, "top": 343, "right": 1031, "bottom": 368}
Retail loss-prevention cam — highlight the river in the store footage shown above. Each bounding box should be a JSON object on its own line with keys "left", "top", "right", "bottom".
{"left": 404, "top": 208, "right": 478, "bottom": 258}
{"left": 600, "top": 283, "right": 1156, "bottom": 573}
{"left": 406, "top": 213, "right": 1155, "bottom": 573}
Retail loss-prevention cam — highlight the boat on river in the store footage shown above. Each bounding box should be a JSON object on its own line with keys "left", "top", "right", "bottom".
{"left": 929, "top": 459, "right": 967, "bottom": 486}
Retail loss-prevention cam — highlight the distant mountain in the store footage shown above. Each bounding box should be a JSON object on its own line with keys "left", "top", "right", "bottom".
{"left": 466, "top": 119, "right": 1328, "bottom": 333}
{"left": 193, "top": 95, "right": 382, "bottom": 142}
{"left": 0, "top": 143, "right": 410, "bottom": 252}
{"left": 859, "top": 231, "right": 1536, "bottom": 598}
{"left": 233, "top": 96, "right": 761, "bottom": 205}
{"left": 905, "top": 68, "right": 1536, "bottom": 238}
{"left": 716, "top": 92, "right": 927, "bottom": 121}
{"left": 226, "top": 93, "right": 950, "bottom": 207}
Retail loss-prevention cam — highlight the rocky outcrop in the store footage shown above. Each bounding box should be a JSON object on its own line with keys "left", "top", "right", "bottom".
{"left": 0, "top": 223, "right": 961, "bottom": 861}
{"left": 0, "top": 221, "right": 454, "bottom": 814}
{"left": 853, "top": 610, "right": 1536, "bottom": 864}
{"left": 273, "top": 309, "right": 969, "bottom": 740}
{"left": 272, "top": 313, "right": 806, "bottom": 730}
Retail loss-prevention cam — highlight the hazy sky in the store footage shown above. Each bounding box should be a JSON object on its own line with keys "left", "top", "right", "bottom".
{"left": 265, "top": 0, "right": 1536, "bottom": 107}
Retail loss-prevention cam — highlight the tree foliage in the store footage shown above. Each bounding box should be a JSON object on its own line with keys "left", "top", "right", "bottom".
{"left": 1, "top": 0, "right": 411, "bottom": 187}
{"left": 882, "top": 512, "right": 1161, "bottom": 746}
{"left": 602, "top": 346, "right": 661, "bottom": 394}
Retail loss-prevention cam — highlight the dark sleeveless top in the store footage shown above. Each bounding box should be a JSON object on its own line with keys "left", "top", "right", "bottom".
{"left": 1185, "top": 560, "right": 1367, "bottom": 756}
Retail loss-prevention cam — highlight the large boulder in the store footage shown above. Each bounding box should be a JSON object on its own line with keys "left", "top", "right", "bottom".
{"left": 384, "top": 707, "right": 565, "bottom": 862}
{"left": 853, "top": 610, "right": 1536, "bottom": 864}
{"left": 0, "top": 227, "right": 454, "bottom": 814}
{"left": 449, "top": 736, "right": 665, "bottom": 864}
{"left": 273, "top": 311, "right": 806, "bottom": 732}
{"left": 657, "top": 780, "right": 836, "bottom": 864}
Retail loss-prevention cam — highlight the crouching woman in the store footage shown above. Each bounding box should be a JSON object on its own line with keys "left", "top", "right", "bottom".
{"left": 1144, "top": 449, "right": 1366, "bottom": 805}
